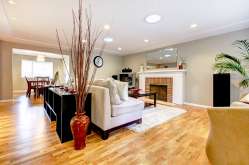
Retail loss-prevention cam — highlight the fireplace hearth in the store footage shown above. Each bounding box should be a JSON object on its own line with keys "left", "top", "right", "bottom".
{"left": 150, "top": 84, "right": 167, "bottom": 102}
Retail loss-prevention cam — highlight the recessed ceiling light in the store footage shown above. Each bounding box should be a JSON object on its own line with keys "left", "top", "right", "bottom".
{"left": 8, "top": 0, "right": 16, "bottom": 5}
{"left": 117, "top": 47, "right": 122, "bottom": 51}
{"left": 144, "top": 39, "right": 149, "bottom": 43}
{"left": 104, "top": 24, "right": 110, "bottom": 30}
{"left": 145, "top": 14, "right": 161, "bottom": 24}
{"left": 104, "top": 37, "right": 113, "bottom": 43}
{"left": 190, "top": 24, "right": 198, "bottom": 29}
{"left": 164, "top": 54, "right": 171, "bottom": 57}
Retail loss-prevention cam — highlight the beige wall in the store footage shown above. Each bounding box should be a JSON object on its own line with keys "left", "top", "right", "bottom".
{"left": 95, "top": 53, "right": 123, "bottom": 79}
{"left": 0, "top": 41, "right": 123, "bottom": 100}
{"left": 123, "top": 28, "right": 249, "bottom": 106}
{"left": 2, "top": 28, "right": 248, "bottom": 104}
{"left": 0, "top": 41, "right": 60, "bottom": 100}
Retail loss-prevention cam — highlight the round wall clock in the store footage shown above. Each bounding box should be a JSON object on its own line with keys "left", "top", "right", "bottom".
{"left": 93, "top": 56, "right": 103, "bottom": 68}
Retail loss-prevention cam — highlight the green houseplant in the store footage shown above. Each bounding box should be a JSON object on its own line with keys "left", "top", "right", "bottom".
{"left": 56, "top": 0, "right": 104, "bottom": 150}
{"left": 214, "top": 40, "right": 249, "bottom": 88}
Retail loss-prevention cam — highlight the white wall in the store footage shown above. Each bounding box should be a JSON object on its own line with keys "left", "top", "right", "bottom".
{"left": 123, "top": 28, "right": 249, "bottom": 106}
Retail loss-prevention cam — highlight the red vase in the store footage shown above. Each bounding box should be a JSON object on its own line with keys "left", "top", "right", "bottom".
{"left": 70, "top": 113, "right": 90, "bottom": 150}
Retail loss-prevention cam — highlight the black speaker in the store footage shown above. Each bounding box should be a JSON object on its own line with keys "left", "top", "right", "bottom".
{"left": 213, "top": 73, "right": 230, "bottom": 107}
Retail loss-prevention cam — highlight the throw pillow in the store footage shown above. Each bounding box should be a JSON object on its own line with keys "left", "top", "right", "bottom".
{"left": 114, "top": 80, "right": 128, "bottom": 101}
{"left": 93, "top": 79, "right": 122, "bottom": 105}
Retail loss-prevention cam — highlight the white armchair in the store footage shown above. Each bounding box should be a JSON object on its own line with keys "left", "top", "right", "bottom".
{"left": 90, "top": 85, "right": 144, "bottom": 139}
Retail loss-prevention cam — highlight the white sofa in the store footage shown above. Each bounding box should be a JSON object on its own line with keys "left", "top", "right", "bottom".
{"left": 90, "top": 85, "right": 144, "bottom": 139}
{"left": 231, "top": 101, "right": 249, "bottom": 107}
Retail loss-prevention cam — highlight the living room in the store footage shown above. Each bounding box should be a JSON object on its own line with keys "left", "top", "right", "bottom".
{"left": 0, "top": 0, "right": 249, "bottom": 164}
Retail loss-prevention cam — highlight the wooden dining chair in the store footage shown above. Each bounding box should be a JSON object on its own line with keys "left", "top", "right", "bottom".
{"left": 36, "top": 77, "right": 50, "bottom": 97}
{"left": 25, "top": 77, "right": 30, "bottom": 97}
{"left": 25, "top": 77, "right": 37, "bottom": 97}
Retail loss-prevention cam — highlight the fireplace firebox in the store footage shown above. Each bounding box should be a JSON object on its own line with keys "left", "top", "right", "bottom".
{"left": 150, "top": 84, "right": 167, "bottom": 102}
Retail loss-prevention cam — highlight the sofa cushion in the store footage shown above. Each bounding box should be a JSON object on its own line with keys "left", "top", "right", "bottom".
{"left": 240, "top": 93, "right": 249, "bottom": 104}
{"left": 231, "top": 101, "right": 249, "bottom": 107}
{"left": 114, "top": 80, "right": 128, "bottom": 101}
{"left": 111, "top": 97, "right": 144, "bottom": 117}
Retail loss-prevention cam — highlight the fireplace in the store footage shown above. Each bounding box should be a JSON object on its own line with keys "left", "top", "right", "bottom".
{"left": 150, "top": 84, "right": 167, "bottom": 102}
{"left": 145, "top": 77, "right": 173, "bottom": 103}
{"left": 139, "top": 70, "right": 186, "bottom": 104}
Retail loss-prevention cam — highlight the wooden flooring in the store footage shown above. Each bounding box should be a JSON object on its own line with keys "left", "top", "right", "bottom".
{"left": 0, "top": 95, "right": 210, "bottom": 164}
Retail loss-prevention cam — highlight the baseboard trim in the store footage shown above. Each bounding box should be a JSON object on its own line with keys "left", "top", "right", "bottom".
{"left": 184, "top": 102, "right": 211, "bottom": 109}
{"left": 13, "top": 90, "right": 26, "bottom": 93}
{"left": 0, "top": 99, "right": 17, "bottom": 103}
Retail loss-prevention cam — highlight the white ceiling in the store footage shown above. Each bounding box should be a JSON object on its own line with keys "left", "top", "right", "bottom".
{"left": 1, "top": 0, "right": 249, "bottom": 55}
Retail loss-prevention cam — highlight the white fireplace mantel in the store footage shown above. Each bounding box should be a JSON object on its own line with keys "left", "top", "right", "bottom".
{"left": 138, "top": 69, "right": 186, "bottom": 104}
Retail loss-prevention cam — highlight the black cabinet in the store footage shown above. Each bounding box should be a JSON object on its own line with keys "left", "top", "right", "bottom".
{"left": 43, "top": 86, "right": 91, "bottom": 143}
{"left": 213, "top": 73, "right": 230, "bottom": 107}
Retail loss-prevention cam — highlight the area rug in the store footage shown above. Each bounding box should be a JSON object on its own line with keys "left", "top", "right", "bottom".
{"left": 127, "top": 105, "right": 186, "bottom": 132}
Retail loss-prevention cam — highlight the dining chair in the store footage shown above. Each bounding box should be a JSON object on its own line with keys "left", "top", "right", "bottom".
{"left": 36, "top": 77, "right": 50, "bottom": 97}
{"left": 25, "top": 77, "right": 37, "bottom": 97}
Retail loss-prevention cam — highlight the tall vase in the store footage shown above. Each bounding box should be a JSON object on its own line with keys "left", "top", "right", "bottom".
{"left": 70, "top": 112, "right": 90, "bottom": 150}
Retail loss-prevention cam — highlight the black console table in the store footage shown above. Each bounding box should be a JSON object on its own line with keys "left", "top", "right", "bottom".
{"left": 43, "top": 86, "right": 91, "bottom": 143}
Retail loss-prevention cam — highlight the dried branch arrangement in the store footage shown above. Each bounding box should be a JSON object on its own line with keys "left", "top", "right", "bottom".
{"left": 56, "top": 0, "right": 103, "bottom": 115}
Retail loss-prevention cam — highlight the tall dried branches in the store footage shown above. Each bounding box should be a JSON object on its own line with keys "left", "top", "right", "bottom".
{"left": 56, "top": 0, "right": 103, "bottom": 115}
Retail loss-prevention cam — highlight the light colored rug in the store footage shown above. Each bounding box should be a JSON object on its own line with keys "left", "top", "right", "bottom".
{"left": 127, "top": 105, "right": 186, "bottom": 132}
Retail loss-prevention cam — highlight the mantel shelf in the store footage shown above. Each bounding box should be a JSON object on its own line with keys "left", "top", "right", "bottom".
{"left": 138, "top": 69, "right": 186, "bottom": 74}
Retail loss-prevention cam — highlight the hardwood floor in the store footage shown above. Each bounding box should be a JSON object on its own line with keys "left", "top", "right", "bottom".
{"left": 0, "top": 95, "right": 210, "bottom": 164}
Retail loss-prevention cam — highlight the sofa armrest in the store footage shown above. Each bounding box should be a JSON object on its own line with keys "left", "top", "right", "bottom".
{"left": 90, "top": 85, "right": 111, "bottom": 130}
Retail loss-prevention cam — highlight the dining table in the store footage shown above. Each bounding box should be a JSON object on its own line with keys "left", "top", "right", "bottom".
{"left": 25, "top": 77, "right": 50, "bottom": 97}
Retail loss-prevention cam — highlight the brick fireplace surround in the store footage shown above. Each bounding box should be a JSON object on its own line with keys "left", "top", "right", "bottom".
{"left": 145, "top": 77, "right": 173, "bottom": 103}
{"left": 138, "top": 69, "right": 186, "bottom": 104}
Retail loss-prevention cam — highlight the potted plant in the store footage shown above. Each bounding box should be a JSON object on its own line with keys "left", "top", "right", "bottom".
{"left": 214, "top": 40, "right": 249, "bottom": 88}
{"left": 56, "top": 0, "right": 104, "bottom": 150}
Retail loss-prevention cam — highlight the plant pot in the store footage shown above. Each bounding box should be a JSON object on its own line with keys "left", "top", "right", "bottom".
{"left": 70, "top": 113, "right": 90, "bottom": 150}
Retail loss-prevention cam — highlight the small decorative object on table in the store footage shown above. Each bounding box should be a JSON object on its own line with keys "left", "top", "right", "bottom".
{"left": 122, "top": 68, "right": 132, "bottom": 72}
{"left": 51, "top": 71, "right": 59, "bottom": 85}
{"left": 178, "top": 63, "right": 183, "bottom": 70}
{"left": 56, "top": 0, "right": 104, "bottom": 150}
{"left": 129, "top": 88, "right": 141, "bottom": 95}
{"left": 177, "top": 55, "right": 185, "bottom": 70}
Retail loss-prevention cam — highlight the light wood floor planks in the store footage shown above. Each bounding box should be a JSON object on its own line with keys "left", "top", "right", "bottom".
{"left": 0, "top": 95, "right": 210, "bottom": 164}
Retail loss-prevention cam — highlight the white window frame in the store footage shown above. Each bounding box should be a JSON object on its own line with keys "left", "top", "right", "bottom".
{"left": 21, "top": 60, "right": 53, "bottom": 78}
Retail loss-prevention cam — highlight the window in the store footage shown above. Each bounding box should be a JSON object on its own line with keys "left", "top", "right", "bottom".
{"left": 21, "top": 60, "right": 53, "bottom": 78}
{"left": 21, "top": 60, "right": 33, "bottom": 78}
